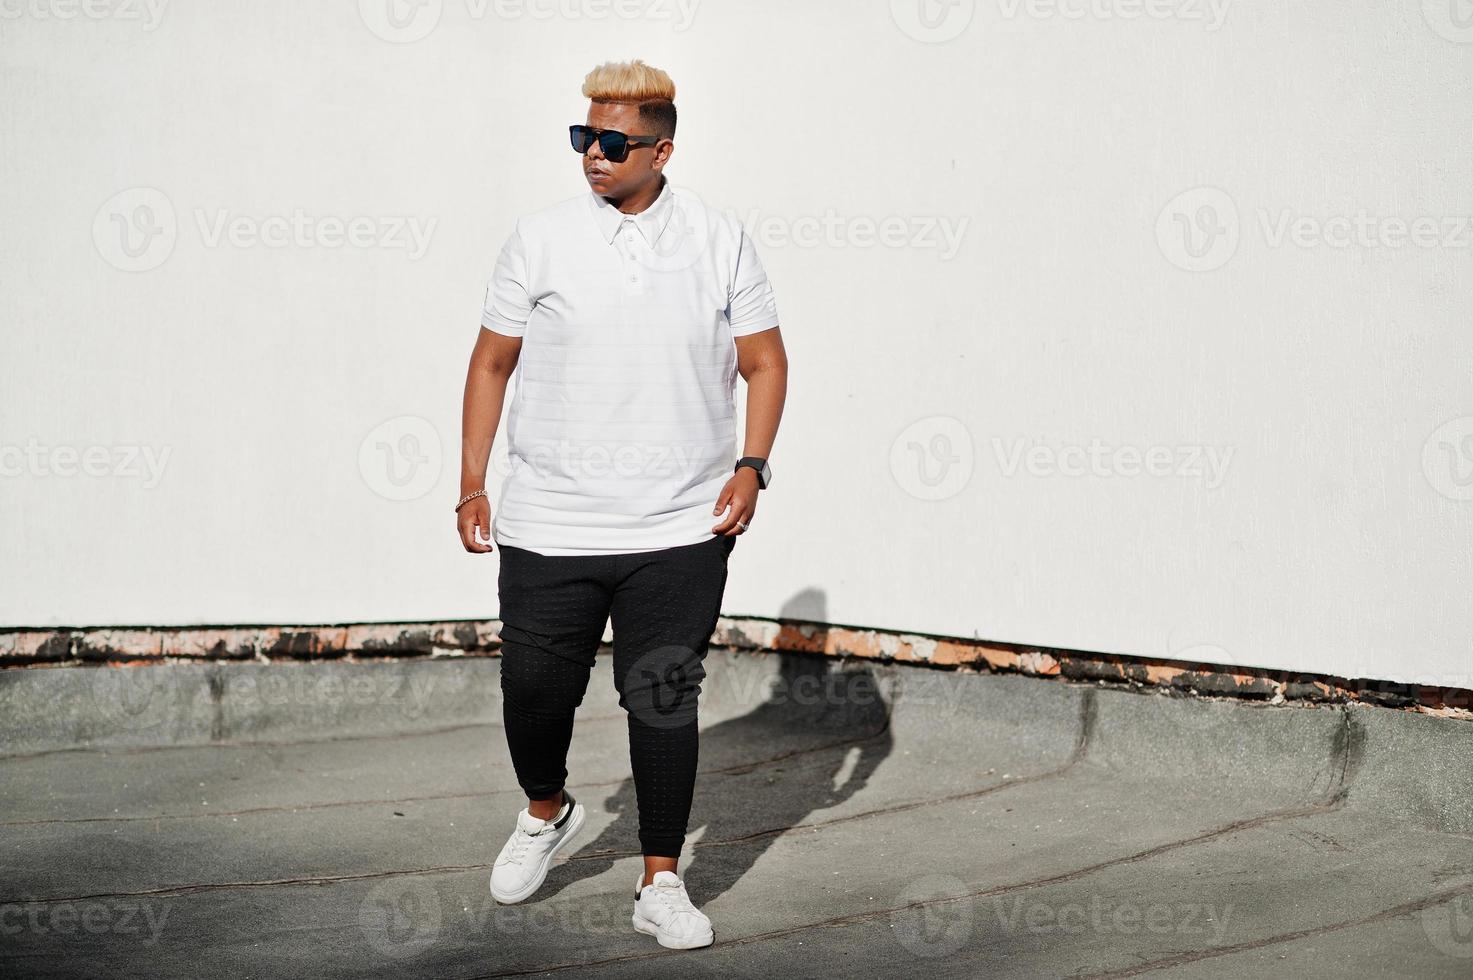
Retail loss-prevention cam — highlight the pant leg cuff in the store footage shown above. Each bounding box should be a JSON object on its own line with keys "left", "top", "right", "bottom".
{"left": 639, "top": 839, "right": 685, "bottom": 859}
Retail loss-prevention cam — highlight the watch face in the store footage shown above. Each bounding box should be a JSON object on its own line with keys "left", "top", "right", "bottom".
{"left": 737, "top": 458, "right": 770, "bottom": 488}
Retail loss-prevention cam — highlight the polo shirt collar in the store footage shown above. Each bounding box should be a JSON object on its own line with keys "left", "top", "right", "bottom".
{"left": 588, "top": 177, "right": 676, "bottom": 247}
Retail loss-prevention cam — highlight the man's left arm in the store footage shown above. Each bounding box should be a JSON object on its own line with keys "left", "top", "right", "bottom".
{"left": 712, "top": 227, "right": 787, "bottom": 534}
{"left": 712, "top": 326, "right": 787, "bottom": 534}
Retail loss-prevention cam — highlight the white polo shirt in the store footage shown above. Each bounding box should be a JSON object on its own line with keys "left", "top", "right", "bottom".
{"left": 480, "top": 177, "right": 781, "bottom": 556}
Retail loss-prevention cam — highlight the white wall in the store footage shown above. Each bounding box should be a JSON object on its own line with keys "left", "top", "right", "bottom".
{"left": 2, "top": 0, "right": 1469, "bottom": 688}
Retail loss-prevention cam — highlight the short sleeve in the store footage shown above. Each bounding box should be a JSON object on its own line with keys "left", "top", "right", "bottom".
{"left": 726, "top": 228, "right": 780, "bottom": 337}
{"left": 481, "top": 224, "right": 534, "bottom": 337}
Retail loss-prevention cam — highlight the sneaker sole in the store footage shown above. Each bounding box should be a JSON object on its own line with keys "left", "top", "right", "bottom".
{"left": 489, "top": 803, "right": 585, "bottom": 904}
{"left": 632, "top": 911, "right": 714, "bottom": 950}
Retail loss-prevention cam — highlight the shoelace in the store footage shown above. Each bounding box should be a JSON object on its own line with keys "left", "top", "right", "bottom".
{"left": 503, "top": 825, "right": 545, "bottom": 863}
{"left": 648, "top": 881, "right": 704, "bottom": 923}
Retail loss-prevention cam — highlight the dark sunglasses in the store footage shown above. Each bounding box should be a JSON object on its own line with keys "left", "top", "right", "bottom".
{"left": 569, "top": 124, "right": 661, "bottom": 163}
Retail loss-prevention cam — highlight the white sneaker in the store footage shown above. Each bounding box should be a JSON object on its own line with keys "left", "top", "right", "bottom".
{"left": 489, "top": 792, "right": 585, "bottom": 904}
{"left": 631, "top": 870, "right": 714, "bottom": 949}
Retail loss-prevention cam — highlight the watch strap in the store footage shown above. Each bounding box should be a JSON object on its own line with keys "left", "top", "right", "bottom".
{"left": 734, "top": 456, "right": 770, "bottom": 490}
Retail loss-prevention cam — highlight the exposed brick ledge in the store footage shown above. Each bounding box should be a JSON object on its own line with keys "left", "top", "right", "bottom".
{"left": 1, "top": 619, "right": 1468, "bottom": 720}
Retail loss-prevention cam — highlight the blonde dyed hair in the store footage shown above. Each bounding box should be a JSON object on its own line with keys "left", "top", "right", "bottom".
{"left": 581, "top": 59, "right": 676, "bottom": 104}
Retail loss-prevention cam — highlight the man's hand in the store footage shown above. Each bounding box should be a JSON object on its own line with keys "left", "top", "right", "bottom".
{"left": 458, "top": 495, "right": 495, "bottom": 553}
{"left": 711, "top": 468, "right": 759, "bottom": 536}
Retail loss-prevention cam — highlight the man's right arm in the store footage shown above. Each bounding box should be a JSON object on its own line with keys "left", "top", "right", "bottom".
{"left": 457, "top": 326, "right": 521, "bottom": 553}
{"left": 459, "top": 224, "right": 535, "bottom": 553}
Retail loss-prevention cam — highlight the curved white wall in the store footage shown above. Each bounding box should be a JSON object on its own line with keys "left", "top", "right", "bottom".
{"left": 2, "top": 0, "right": 1470, "bottom": 689}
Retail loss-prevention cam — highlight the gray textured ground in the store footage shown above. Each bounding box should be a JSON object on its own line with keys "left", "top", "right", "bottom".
{"left": 2, "top": 651, "right": 1471, "bottom": 978}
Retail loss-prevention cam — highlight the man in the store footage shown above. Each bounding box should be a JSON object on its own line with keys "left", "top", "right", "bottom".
{"left": 456, "top": 59, "right": 788, "bottom": 950}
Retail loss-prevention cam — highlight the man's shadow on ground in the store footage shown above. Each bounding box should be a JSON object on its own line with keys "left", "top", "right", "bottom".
{"left": 536, "top": 593, "right": 895, "bottom": 908}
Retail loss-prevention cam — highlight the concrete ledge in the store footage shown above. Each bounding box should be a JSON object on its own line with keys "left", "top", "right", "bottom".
{"left": 3, "top": 618, "right": 1470, "bottom": 720}
{"left": 4, "top": 649, "right": 1473, "bottom": 841}
{"left": 0, "top": 649, "right": 868, "bottom": 758}
{"left": 0, "top": 658, "right": 503, "bottom": 756}
{"left": 0, "top": 622, "right": 502, "bottom": 664}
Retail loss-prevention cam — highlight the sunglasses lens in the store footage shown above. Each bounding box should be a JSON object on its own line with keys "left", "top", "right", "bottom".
{"left": 600, "top": 132, "right": 629, "bottom": 162}
{"left": 570, "top": 126, "right": 594, "bottom": 153}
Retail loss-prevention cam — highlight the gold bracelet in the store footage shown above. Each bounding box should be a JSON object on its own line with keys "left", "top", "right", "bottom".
{"left": 455, "top": 489, "right": 486, "bottom": 512}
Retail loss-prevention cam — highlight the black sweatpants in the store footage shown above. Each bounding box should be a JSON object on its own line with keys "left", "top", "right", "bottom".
{"left": 496, "top": 532, "right": 736, "bottom": 858}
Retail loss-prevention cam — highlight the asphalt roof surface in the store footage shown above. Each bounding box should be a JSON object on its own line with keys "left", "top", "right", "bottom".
{"left": 2, "top": 651, "right": 1471, "bottom": 978}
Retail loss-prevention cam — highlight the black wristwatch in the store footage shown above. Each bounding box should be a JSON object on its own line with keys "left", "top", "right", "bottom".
{"left": 734, "top": 456, "right": 771, "bottom": 490}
